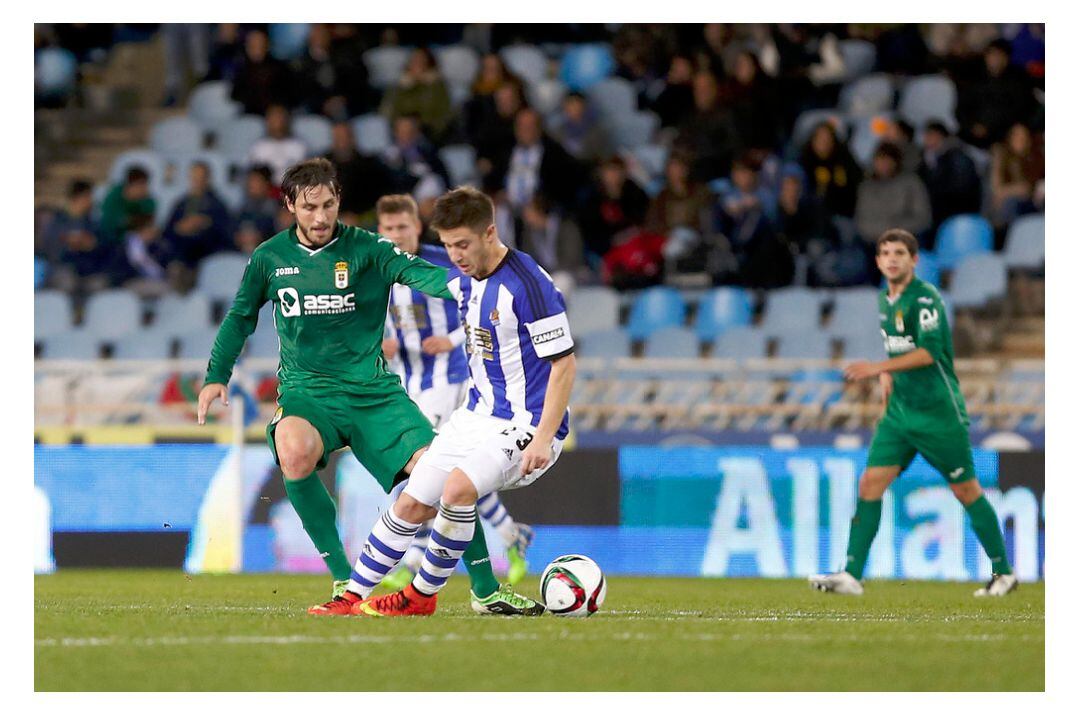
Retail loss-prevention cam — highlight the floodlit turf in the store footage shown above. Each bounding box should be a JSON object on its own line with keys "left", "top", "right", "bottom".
{"left": 35, "top": 570, "right": 1043, "bottom": 691}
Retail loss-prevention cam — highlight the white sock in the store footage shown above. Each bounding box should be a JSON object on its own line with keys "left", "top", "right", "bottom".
{"left": 412, "top": 501, "right": 475, "bottom": 596}
{"left": 478, "top": 492, "right": 517, "bottom": 546}
{"left": 347, "top": 509, "right": 421, "bottom": 599}
{"left": 402, "top": 521, "right": 432, "bottom": 572}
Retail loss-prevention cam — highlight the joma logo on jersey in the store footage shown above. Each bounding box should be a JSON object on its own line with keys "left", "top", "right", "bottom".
{"left": 532, "top": 327, "right": 565, "bottom": 344}
{"left": 275, "top": 266, "right": 300, "bottom": 277}
{"left": 334, "top": 261, "right": 349, "bottom": 289}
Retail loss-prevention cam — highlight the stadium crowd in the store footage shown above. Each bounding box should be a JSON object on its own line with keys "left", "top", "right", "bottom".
{"left": 35, "top": 23, "right": 1045, "bottom": 303}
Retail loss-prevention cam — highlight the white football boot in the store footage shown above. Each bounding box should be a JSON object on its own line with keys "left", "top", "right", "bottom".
{"left": 974, "top": 573, "right": 1018, "bottom": 597}
{"left": 809, "top": 571, "right": 864, "bottom": 595}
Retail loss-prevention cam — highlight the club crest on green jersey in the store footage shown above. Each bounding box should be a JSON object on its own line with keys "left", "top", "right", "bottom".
{"left": 894, "top": 309, "right": 904, "bottom": 332}
{"left": 334, "top": 261, "right": 349, "bottom": 289}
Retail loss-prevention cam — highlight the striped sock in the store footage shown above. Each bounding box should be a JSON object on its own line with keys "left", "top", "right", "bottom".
{"left": 347, "top": 510, "right": 421, "bottom": 599}
{"left": 412, "top": 502, "right": 476, "bottom": 596}
{"left": 402, "top": 521, "right": 432, "bottom": 572}
{"left": 477, "top": 492, "right": 517, "bottom": 546}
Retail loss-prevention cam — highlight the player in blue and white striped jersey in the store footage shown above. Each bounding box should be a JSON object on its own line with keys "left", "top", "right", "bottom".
{"left": 374, "top": 195, "right": 535, "bottom": 589}
{"left": 347, "top": 187, "right": 576, "bottom": 617}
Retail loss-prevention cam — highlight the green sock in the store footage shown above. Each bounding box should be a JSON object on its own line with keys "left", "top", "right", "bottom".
{"left": 461, "top": 514, "right": 499, "bottom": 598}
{"left": 283, "top": 472, "right": 352, "bottom": 582}
{"left": 965, "top": 495, "right": 1013, "bottom": 575}
{"left": 844, "top": 498, "right": 882, "bottom": 580}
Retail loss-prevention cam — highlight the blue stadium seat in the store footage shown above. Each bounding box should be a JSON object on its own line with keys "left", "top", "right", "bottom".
{"left": 81, "top": 289, "right": 143, "bottom": 341}
{"left": 214, "top": 115, "right": 267, "bottom": 164}
{"left": 439, "top": 144, "right": 478, "bottom": 187}
{"left": 915, "top": 251, "right": 941, "bottom": 286}
{"left": 1004, "top": 214, "right": 1045, "bottom": 270}
{"left": 775, "top": 331, "right": 834, "bottom": 360}
{"left": 174, "top": 152, "right": 232, "bottom": 195}
{"left": 41, "top": 331, "right": 102, "bottom": 360}
{"left": 608, "top": 111, "right": 660, "bottom": 150}
{"left": 35, "top": 47, "right": 77, "bottom": 101}
{"left": 631, "top": 144, "right": 669, "bottom": 180}
{"left": 152, "top": 292, "right": 212, "bottom": 336}
{"left": 245, "top": 304, "right": 280, "bottom": 359}
{"left": 526, "top": 78, "right": 567, "bottom": 116}
{"left": 35, "top": 257, "right": 48, "bottom": 289}
{"left": 838, "top": 39, "right": 877, "bottom": 79}
{"left": 35, "top": 290, "right": 73, "bottom": 341}
{"left": 829, "top": 288, "right": 881, "bottom": 339}
{"left": 566, "top": 286, "right": 620, "bottom": 336}
{"left": 839, "top": 330, "right": 886, "bottom": 360}
{"left": 352, "top": 113, "right": 392, "bottom": 155}
{"left": 363, "top": 46, "right": 411, "bottom": 88}
{"left": 760, "top": 287, "right": 827, "bottom": 336}
{"left": 840, "top": 74, "right": 894, "bottom": 116}
{"left": 644, "top": 327, "right": 700, "bottom": 359}
{"left": 195, "top": 254, "right": 251, "bottom": 304}
{"left": 435, "top": 45, "right": 480, "bottom": 86}
{"left": 791, "top": 110, "right": 847, "bottom": 151}
{"left": 177, "top": 328, "right": 220, "bottom": 360}
{"left": 950, "top": 253, "right": 1007, "bottom": 308}
{"left": 559, "top": 44, "right": 615, "bottom": 91}
{"left": 848, "top": 113, "right": 896, "bottom": 167}
{"left": 587, "top": 77, "right": 637, "bottom": 119}
{"left": 500, "top": 45, "right": 549, "bottom": 85}
{"left": 626, "top": 286, "right": 687, "bottom": 340}
{"left": 935, "top": 214, "right": 993, "bottom": 270}
{"left": 575, "top": 328, "right": 631, "bottom": 359}
{"left": 898, "top": 75, "right": 957, "bottom": 130}
{"left": 712, "top": 326, "right": 769, "bottom": 360}
{"left": 111, "top": 330, "right": 175, "bottom": 360}
{"left": 149, "top": 116, "right": 205, "bottom": 159}
{"left": 269, "top": 23, "right": 310, "bottom": 61}
{"left": 188, "top": 81, "right": 241, "bottom": 129}
{"left": 694, "top": 287, "right": 752, "bottom": 342}
{"left": 292, "top": 114, "right": 333, "bottom": 154}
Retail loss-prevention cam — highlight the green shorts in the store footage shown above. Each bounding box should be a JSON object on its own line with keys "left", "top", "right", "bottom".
{"left": 866, "top": 408, "right": 977, "bottom": 483}
{"left": 266, "top": 375, "right": 435, "bottom": 493}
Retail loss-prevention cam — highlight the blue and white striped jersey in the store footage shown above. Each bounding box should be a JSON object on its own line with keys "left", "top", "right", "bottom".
{"left": 387, "top": 244, "right": 469, "bottom": 394}
{"left": 448, "top": 248, "right": 574, "bottom": 439}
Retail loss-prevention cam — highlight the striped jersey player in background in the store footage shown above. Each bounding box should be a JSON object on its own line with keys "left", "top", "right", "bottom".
{"left": 333, "top": 186, "right": 576, "bottom": 616}
{"left": 375, "top": 194, "right": 535, "bottom": 589}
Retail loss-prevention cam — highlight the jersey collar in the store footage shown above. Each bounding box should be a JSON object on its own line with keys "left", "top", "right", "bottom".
{"left": 292, "top": 222, "right": 343, "bottom": 256}
{"left": 474, "top": 247, "right": 513, "bottom": 281}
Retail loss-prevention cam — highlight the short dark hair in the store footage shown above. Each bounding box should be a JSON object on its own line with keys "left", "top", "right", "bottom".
{"left": 924, "top": 120, "right": 950, "bottom": 137}
{"left": 376, "top": 194, "right": 420, "bottom": 220}
{"left": 987, "top": 38, "right": 1012, "bottom": 56}
{"left": 126, "top": 166, "right": 149, "bottom": 184}
{"left": 429, "top": 187, "right": 495, "bottom": 235}
{"left": 876, "top": 228, "right": 918, "bottom": 256}
{"left": 69, "top": 179, "right": 93, "bottom": 198}
{"left": 248, "top": 164, "right": 273, "bottom": 183}
{"left": 280, "top": 158, "right": 341, "bottom": 205}
{"left": 874, "top": 141, "right": 903, "bottom": 165}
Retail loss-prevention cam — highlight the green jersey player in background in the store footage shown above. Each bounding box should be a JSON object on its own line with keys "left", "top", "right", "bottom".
{"left": 196, "top": 158, "right": 541, "bottom": 615}
{"left": 810, "top": 228, "right": 1017, "bottom": 597}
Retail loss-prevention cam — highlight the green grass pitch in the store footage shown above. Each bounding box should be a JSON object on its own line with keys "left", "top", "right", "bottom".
{"left": 35, "top": 570, "right": 1043, "bottom": 691}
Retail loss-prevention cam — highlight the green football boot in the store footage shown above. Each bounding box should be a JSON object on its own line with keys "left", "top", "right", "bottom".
{"left": 331, "top": 580, "right": 349, "bottom": 599}
{"left": 471, "top": 582, "right": 545, "bottom": 616}
{"left": 380, "top": 566, "right": 415, "bottom": 592}
{"left": 505, "top": 524, "right": 534, "bottom": 585}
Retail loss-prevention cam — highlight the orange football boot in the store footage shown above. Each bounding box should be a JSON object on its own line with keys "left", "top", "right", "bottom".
{"left": 308, "top": 590, "right": 362, "bottom": 616}
{"left": 351, "top": 584, "right": 437, "bottom": 617}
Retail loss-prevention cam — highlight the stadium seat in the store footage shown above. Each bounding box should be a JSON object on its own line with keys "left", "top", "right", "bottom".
{"left": 149, "top": 116, "right": 205, "bottom": 159}
{"left": 177, "top": 328, "right": 220, "bottom": 360}
{"left": 775, "top": 331, "right": 834, "bottom": 360}
{"left": 587, "top": 77, "right": 637, "bottom": 119}
{"left": 935, "top": 214, "right": 993, "bottom": 270}
{"left": 575, "top": 328, "right": 631, "bottom": 359}
{"left": 1004, "top": 214, "right": 1045, "bottom": 270}
{"left": 152, "top": 292, "right": 212, "bottom": 336}
{"left": 111, "top": 330, "right": 175, "bottom": 360}
{"left": 246, "top": 305, "right": 280, "bottom": 359}
{"left": 109, "top": 149, "right": 169, "bottom": 193}
{"left": 626, "top": 286, "right": 687, "bottom": 340}
{"left": 155, "top": 184, "right": 186, "bottom": 225}
{"left": 840, "top": 74, "right": 895, "bottom": 117}
{"left": 218, "top": 182, "right": 245, "bottom": 212}
{"left": 643, "top": 326, "right": 700, "bottom": 359}
{"left": 195, "top": 254, "right": 251, "bottom": 304}
{"left": 712, "top": 326, "right": 769, "bottom": 360}
{"left": 526, "top": 78, "right": 568, "bottom": 116}
{"left": 292, "top": 114, "right": 333, "bottom": 154}
{"left": 35, "top": 47, "right": 77, "bottom": 101}
{"left": 34, "top": 257, "right": 48, "bottom": 289}
{"left": 40, "top": 331, "right": 102, "bottom": 360}
{"left": 898, "top": 75, "right": 957, "bottom": 130}
{"left": 608, "top": 111, "right": 660, "bottom": 150}
{"left": 848, "top": 113, "right": 896, "bottom": 167}
{"left": 838, "top": 39, "right": 877, "bottom": 79}
{"left": 81, "top": 289, "right": 143, "bottom": 341}
{"left": 559, "top": 44, "right": 615, "bottom": 91}
{"left": 174, "top": 151, "right": 232, "bottom": 194}
{"left": 268, "top": 23, "right": 310, "bottom": 61}
{"left": 828, "top": 288, "right": 881, "bottom": 339}
{"left": 35, "top": 290, "right": 73, "bottom": 341}
{"left": 352, "top": 114, "right": 392, "bottom": 155}
{"left": 439, "top": 144, "right": 478, "bottom": 187}
{"left": 694, "top": 287, "right": 753, "bottom": 342}
{"left": 631, "top": 143, "right": 669, "bottom": 179}
{"left": 214, "top": 115, "right": 267, "bottom": 164}
{"left": 915, "top": 251, "right": 941, "bottom": 286}
{"left": 566, "top": 285, "right": 619, "bottom": 336}
{"left": 839, "top": 328, "right": 886, "bottom": 360}
{"left": 759, "top": 287, "right": 827, "bottom": 336}
{"left": 363, "top": 46, "right": 411, "bottom": 88}
{"left": 188, "top": 81, "right": 241, "bottom": 129}
{"left": 435, "top": 45, "right": 480, "bottom": 86}
{"left": 950, "top": 253, "right": 1007, "bottom": 308}
{"left": 790, "top": 109, "right": 847, "bottom": 152}
{"left": 500, "top": 45, "right": 549, "bottom": 85}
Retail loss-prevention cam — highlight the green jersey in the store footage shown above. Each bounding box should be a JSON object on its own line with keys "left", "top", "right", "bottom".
{"left": 205, "top": 222, "right": 452, "bottom": 393}
{"left": 879, "top": 277, "right": 968, "bottom": 425}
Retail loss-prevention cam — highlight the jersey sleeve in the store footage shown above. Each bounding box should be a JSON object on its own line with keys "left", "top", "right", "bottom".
{"left": 205, "top": 252, "right": 268, "bottom": 385}
{"left": 518, "top": 275, "right": 575, "bottom": 360}
{"left": 912, "top": 289, "right": 948, "bottom": 361}
{"left": 371, "top": 235, "right": 453, "bottom": 300}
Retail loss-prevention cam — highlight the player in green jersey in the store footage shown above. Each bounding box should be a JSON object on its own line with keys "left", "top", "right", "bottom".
{"left": 810, "top": 228, "right": 1017, "bottom": 597}
{"left": 196, "top": 158, "right": 542, "bottom": 615}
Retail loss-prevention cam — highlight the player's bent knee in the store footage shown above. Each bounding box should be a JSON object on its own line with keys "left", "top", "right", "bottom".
{"left": 858, "top": 467, "right": 898, "bottom": 500}
{"left": 950, "top": 478, "right": 982, "bottom": 505}
{"left": 393, "top": 493, "right": 436, "bottom": 523}
{"left": 275, "top": 417, "right": 322, "bottom": 480}
{"left": 442, "top": 470, "right": 479, "bottom": 506}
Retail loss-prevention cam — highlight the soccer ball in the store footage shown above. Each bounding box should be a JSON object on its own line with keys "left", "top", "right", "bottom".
{"left": 540, "top": 554, "right": 606, "bottom": 617}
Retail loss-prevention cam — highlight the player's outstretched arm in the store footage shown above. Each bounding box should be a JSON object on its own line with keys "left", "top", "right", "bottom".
{"left": 372, "top": 236, "right": 453, "bottom": 300}
{"left": 196, "top": 382, "right": 229, "bottom": 425}
{"left": 521, "top": 352, "right": 576, "bottom": 476}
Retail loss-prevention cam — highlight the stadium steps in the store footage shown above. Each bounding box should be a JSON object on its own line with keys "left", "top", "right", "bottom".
{"left": 999, "top": 317, "right": 1045, "bottom": 358}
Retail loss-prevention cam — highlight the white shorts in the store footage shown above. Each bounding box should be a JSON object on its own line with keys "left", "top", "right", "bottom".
{"left": 410, "top": 382, "right": 468, "bottom": 430}
{"left": 403, "top": 407, "right": 565, "bottom": 506}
